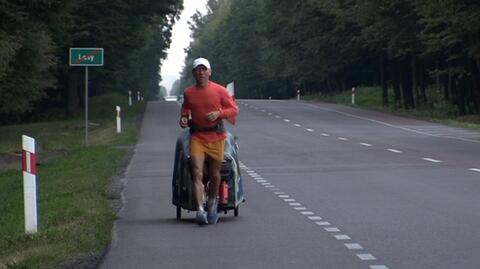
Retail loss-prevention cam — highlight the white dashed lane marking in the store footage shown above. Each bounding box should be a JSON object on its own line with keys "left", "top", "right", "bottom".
{"left": 300, "top": 211, "right": 314, "bottom": 215}
{"left": 357, "top": 254, "right": 376, "bottom": 261}
{"left": 244, "top": 104, "right": 473, "bottom": 175}
{"left": 325, "top": 227, "right": 340, "bottom": 232}
{"left": 240, "top": 161, "right": 388, "bottom": 268}
{"left": 334, "top": 234, "right": 351, "bottom": 240}
{"left": 345, "top": 243, "right": 363, "bottom": 250}
{"left": 370, "top": 265, "right": 389, "bottom": 269}
{"left": 422, "top": 157, "right": 443, "bottom": 163}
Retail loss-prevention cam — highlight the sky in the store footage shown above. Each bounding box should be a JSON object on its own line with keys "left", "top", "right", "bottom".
{"left": 160, "top": 0, "right": 208, "bottom": 94}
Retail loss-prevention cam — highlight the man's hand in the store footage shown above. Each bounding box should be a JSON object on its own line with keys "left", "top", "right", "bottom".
{"left": 205, "top": 111, "right": 220, "bottom": 122}
{"left": 179, "top": 116, "right": 189, "bottom": 128}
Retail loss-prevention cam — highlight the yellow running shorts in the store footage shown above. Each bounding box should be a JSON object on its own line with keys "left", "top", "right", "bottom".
{"left": 190, "top": 138, "right": 225, "bottom": 162}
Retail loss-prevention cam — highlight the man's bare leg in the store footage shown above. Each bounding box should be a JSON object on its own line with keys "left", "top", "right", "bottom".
{"left": 190, "top": 154, "right": 206, "bottom": 211}
{"left": 207, "top": 157, "right": 222, "bottom": 209}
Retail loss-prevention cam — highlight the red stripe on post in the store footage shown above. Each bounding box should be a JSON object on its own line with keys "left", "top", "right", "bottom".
{"left": 22, "top": 150, "right": 27, "bottom": 172}
{"left": 21, "top": 150, "right": 36, "bottom": 174}
{"left": 30, "top": 153, "right": 36, "bottom": 174}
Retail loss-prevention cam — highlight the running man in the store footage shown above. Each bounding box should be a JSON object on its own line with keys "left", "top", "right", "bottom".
{"left": 179, "top": 57, "right": 238, "bottom": 225}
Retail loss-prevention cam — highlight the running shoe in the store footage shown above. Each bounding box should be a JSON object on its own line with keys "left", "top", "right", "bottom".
{"left": 196, "top": 210, "right": 208, "bottom": 225}
{"left": 207, "top": 199, "right": 219, "bottom": 224}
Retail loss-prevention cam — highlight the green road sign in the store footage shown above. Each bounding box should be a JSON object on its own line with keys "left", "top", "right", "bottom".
{"left": 69, "top": 48, "right": 104, "bottom": 66}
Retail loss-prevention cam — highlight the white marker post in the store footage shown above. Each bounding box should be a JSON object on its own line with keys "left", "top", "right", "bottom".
{"left": 351, "top": 87, "right": 356, "bottom": 105}
{"left": 297, "top": 90, "right": 300, "bottom": 101}
{"left": 128, "top": 91, "right": 132, "bottom": 106}
{"left": 226, "top": 81, "right": 235, "bottom": 97}
{"left": 137, "top": 91, "right": 140, "bottom": 101}
{"left": 22, "top": 135, "right": 38, "bottom": 234}
{"left": 116, "top": 106, "right": 121, "bottom": 133}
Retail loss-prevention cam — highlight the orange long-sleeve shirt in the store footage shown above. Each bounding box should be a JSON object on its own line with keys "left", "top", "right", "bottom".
{"left": 181, "top": 81, "right": 238, "bottom": 142}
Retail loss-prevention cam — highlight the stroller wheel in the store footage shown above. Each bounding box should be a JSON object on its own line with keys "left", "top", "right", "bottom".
{"left": 234, "top": 206, "right": 239, "bottom": 217}
{"left": 176, "top": 206, "right": 181, "bottom": 220}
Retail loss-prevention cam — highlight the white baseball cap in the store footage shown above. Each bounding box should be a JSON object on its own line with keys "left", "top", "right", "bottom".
{"left": 192, "top": 57, "right": 211, "bottom": 69}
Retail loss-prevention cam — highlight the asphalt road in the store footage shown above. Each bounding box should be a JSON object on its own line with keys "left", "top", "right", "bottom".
{"left": 100, "top": 99, "right": 480, "bottom": 269}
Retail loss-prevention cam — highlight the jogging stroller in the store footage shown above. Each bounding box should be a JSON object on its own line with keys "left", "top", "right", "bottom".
{"left": 171, "top": 130, "right": 245, "bottom": 219}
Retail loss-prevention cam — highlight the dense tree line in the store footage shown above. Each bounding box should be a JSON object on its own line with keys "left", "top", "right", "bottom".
{"left": 0, "top": 0, "right": 183, "bottom": 124}
{"left": 180, "top": 0, "right": 480, "bottom": 115}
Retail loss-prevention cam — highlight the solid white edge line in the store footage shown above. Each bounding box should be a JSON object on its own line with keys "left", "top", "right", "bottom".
{"left": 303, "top": 103, "right": 480, "bottom": 144}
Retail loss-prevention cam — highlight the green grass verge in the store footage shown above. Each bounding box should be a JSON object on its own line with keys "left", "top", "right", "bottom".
{"left": 303, "top": 87, "right": 480, "bottom": 130}
{"left": 0, "top": 93, "right": 144, "bottom": 268}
